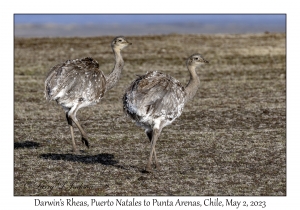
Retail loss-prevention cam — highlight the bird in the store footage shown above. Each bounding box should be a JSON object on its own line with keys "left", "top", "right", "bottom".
{"left": 44, "top": 36, "right": 131, "bottom": 152}
{"left": 123, "top": 54, "right": 209, "bottom": 172}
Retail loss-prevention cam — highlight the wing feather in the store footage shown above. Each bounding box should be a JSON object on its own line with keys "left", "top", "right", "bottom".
{"left": 45, "top": 57, "right": 106, "bottom": 105}
{"left": 124, "top": 71, "right": 186, "bottom": 121}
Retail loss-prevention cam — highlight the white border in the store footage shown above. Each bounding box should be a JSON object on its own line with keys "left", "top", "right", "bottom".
{"left": 5, "top": 0, "right": 297, "bottom": 209}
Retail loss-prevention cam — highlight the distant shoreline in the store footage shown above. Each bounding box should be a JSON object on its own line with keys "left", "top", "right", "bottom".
{"left": 14, "top": 23, "right": 285, "bottom": 37}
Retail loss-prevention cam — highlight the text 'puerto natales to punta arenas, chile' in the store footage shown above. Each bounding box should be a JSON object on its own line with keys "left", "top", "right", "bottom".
{"left": 34, "top": 198, "right": 267, "bottom": 208}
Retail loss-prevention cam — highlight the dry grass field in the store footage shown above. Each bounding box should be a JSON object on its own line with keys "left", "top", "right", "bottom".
{"left": 14, "top": 33, "right": 286, "bottom": 196}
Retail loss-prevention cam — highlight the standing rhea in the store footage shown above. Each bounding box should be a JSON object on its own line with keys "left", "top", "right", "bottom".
{"left": 45, "top": 36, "right": 131, "bottom": 152}
{"left": 123, "top": 54, "right": 209, "bottom": 172}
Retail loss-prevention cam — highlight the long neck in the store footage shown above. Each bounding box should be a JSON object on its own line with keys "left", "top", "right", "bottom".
{"left": 184, "top": 65, "right": 200, "bottom": 102}
{"left": 106, "top": 48, "right": 124, "bottom": 91}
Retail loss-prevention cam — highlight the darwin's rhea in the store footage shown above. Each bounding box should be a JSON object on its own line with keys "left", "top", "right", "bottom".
{"left": 45, "top": 36, "right": 131, "bottom": 152}
{"left": 123, "top": 54, "right": 209, "bottom": 172}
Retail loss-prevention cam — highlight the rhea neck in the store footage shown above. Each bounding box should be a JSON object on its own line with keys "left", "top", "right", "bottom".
{"left": 106, "top": 47, "right": 124, "bottom": 91}
{"left": 184, "top": 64, "right": 200, "bottom": 102}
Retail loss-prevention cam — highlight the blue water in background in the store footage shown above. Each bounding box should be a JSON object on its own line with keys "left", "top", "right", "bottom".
{"left": 14, "top": 14, "right": 286, "bottom": 37}
{"left": 15, "top": 14, "right": 285, "bottom": 25}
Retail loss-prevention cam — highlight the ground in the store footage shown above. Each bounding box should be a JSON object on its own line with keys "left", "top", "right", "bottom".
{"left": 14, "top": 33, "right": 286, "bottom": 196}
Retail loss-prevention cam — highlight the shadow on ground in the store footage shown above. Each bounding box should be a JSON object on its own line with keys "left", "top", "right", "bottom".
{"left": 40, "top": 153, "right": 118, "bottom": 165}
{"left": 14, "top": 141, "right": 40, "bottom": 149}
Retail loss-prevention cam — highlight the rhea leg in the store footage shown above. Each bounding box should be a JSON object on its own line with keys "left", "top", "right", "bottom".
{"left": 66, "top": 112, "right": 77, "bottom": 152}
{"left": 146, "top": 130, "right": 160, "bottom": 170}
{"left": 146, "top": 127, "right": 162, "bottom": 172}
{"left": 68, "top": 105, "right": 90, "bottom": 148}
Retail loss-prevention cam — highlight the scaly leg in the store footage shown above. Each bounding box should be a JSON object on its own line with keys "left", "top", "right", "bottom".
{"left": 68, "top": 105, "right": 90, "bottom": 148}
{"left": 66, "top": 112, "right": 77, "bottom": 153}
{"left": 145, "top": 127, "right": 162, "bottom": 172}
{"left": 146, "top": 130, "right": 160, "bottom": 169}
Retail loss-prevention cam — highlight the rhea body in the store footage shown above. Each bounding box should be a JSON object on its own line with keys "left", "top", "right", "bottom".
{"left": 45, "top": 36, "right": 131, "bottom": 152}
{"left": 123, "top": 54, "right": 209, "bottom": 172}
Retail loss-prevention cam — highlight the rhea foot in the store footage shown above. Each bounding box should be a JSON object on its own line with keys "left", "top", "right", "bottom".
{"left": 81, "top": 136, "right": 90, "bottom": 148}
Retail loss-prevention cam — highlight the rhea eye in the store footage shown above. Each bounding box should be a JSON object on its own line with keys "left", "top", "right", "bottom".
{"left": 195, "top": 57, "right": 199, "bottom": 60}
{"left": 118, "top": 39, "right": 122, "bottom": 42}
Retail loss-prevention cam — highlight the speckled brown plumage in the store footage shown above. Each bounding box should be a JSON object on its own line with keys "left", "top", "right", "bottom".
{"left": 45, "top": 36, "right": 131, "bottom": 152}
{"left": 45, "top": 57, "right": 106, "bottom": 105}
{"left": 123, "top": 54, "right": 209, "bottom": 172}
{"left": 123, "top": 71, "right": 186, "bottom": 127}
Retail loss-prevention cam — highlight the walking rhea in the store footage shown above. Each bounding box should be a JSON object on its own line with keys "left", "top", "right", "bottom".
{"left": 45, "top": 36, "right": 131, "bottom": 152}
{"left": 123, "top": 54, "right": 208, "bottom": 172}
